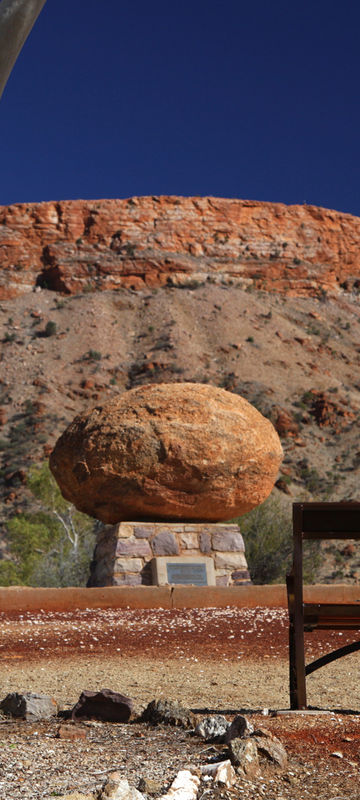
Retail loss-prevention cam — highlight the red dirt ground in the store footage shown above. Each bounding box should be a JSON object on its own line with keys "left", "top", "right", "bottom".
{"left": 0, "top": 606, "right": 357, "bottom": 662}
{"left": 1, "top": 607, "right": 360, "bottom": 798}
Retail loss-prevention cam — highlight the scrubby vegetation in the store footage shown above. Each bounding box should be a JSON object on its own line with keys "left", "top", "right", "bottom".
{"left": 233, "top": 494, "right": 319, "bottom": 584}
{"left": 0, "top": 463, "right": 97, "bottom": 587}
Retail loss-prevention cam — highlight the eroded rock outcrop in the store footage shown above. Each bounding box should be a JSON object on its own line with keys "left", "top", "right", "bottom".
{"left": 308, "top": 390, "right": 356, "bottom": 431}
{"left": 1, "top": 196, "right": 360, "bottom": 298}
{"left": 49, "top": 383, "right": 283, "bottom": 523}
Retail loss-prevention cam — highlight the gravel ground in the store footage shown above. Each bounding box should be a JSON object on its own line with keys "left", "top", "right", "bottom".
{"left": 0, "top": 607, "right": 360, "bottom": 799}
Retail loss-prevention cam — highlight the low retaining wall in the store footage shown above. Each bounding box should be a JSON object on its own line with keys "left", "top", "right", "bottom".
{"left": 1, "top": 584, "right": 360, "bottom": 612}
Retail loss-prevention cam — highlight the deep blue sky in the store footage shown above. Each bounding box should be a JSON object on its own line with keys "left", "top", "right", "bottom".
{"left": 1, "top": 0, "right": 360, "bottom": 215}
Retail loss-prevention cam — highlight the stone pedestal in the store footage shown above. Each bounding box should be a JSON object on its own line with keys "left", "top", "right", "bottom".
{"left": 88, "top": 522, "right": 251, "bottom": 587}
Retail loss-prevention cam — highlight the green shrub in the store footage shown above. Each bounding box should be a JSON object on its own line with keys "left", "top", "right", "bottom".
{"left": 0, "top": 560, "right": 21, "bottom": 586}
{"left": 6, "top": 514, "right": 57, "bottom": 584}
{"left": 1, "top": 464, "right": 97, "bottom": 587}
{"left": 232, "top": 494, "right": 319, "bottom": 584}
{"left": 299, "top": 463, "right": 323, "bottom": 493}
{"left": 178, "top": 280, "right": 201, "bottom": 290}
{"left": 44, "top": 321, "right": 57, "bottom": 337}
{"left": 87, "top": 349, "right": 102, "bottom": 361}
{"left": 3, "top": 331, "right": 16, "bottom": 343}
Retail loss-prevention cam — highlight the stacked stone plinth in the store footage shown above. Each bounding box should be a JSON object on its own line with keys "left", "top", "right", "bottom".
{"left": 88, "top": 522, "right": 251, "bottom": 587}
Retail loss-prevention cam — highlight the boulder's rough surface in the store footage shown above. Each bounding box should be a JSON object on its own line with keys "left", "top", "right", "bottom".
{"left": 1, "top": 196, "right": 360, "bottom": 299}
{"left": 50, "top": 383, "right": 283, "bottom": 523}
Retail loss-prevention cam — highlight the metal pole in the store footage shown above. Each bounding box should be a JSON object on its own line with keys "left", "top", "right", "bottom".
{"left": 0, "top": 0, "right": 47, "bottom": 99}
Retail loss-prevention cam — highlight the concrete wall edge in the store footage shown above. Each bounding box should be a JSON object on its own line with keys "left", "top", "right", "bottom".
{"left": 1, "top": 584, "right": 360, "bottom": 612}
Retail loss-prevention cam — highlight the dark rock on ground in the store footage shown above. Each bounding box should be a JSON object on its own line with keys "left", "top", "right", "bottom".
{"left": 0, "top": 692, "right": 57, "bottom": 721}
{"left": 138, "top": 777, "right": 162, "bottom": 795}
{"left": 228, "top": 738, "right": 260, "bottom": 777}
{"left": 253, "top": 735, "right": 288, "bottom": 768}
{"left": 225, "top": 714, "right": 254, "bottom": 742}
{"left": 71, "top": 688, "right": 133, "bottom": 722}
{"left": 228, "top": 720, "right": 287, "bottom": 773}
{"left": 141, "top": 699, "right": 196, "bottom": 729}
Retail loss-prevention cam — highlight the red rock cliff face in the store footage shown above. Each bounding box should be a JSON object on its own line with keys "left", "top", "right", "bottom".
{"left": 0, "top": 196, "right": 359, "bottom": 299}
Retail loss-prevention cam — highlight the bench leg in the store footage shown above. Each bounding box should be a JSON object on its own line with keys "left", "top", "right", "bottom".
{"left": 289, "top": 616, "right": 307, "bottom": 709}
{"left": 288, "top": 511, "right": 307, "bottom": 709}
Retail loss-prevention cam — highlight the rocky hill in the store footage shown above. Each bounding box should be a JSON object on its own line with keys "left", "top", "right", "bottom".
{"left": 1, "top": 196, "right": 360, "bottom": 298}
{"left": 0, "top": 196, "right": 359, "bottom": 582}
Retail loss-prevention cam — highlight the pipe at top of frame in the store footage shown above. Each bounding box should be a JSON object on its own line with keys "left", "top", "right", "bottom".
{"left": 0, "top": 0, "right": 47, "bottom": 99}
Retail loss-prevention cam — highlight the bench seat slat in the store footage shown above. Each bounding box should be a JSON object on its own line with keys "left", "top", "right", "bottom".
{"left": 302, "top": 531, "right": 360, "bottom": 540}
{"left": 303, "top": 603, "right": 360, "bottom": 630}
{"left": 305, "top": 621, "right": 360, "bottom": 630}
{"left": 304, "top": 603, "right": 360, "bottom": 616}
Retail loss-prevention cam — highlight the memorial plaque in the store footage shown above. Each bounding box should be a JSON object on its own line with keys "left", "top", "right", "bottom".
{"left": 166, "top": 562, "right": 207, "bottom": 586}
{"left": 151, "top": 555, "right": 216, "bottom": 586}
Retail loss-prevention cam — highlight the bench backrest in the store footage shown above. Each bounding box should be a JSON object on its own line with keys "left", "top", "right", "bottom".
{"left": 294, "top": 502, "right": 360, "bottom": 541}
{"left": 288, "top": 501, "right": 360, "bottom": 708}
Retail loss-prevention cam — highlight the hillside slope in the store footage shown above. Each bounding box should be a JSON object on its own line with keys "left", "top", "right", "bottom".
{"left": 0, "top": 197, "right": 359, "bottom": 582}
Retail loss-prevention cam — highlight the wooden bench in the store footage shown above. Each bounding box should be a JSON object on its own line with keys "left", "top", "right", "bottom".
{"left": 286, "top": 502, "right": 360, "bottom": 709}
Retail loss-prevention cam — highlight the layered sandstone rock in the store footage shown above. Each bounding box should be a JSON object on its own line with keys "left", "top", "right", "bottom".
{"left": 49, "top": 383, "right": 283, "bottom": 523}
{"left": 0, "top": 196, "right": 360, "bottom": 299}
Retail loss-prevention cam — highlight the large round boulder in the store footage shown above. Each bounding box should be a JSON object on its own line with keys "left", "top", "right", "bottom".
{"left": 49, "top": 383, "right": 283, "bottom": 523}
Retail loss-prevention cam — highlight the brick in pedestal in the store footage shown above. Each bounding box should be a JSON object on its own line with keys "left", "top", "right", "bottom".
{"left": 112, "top": 573, "right": 142, "bottom": 586}
{"left": 116, "top": 523, "right": 134, "bottom": 539}
{"left": 215, "top": 552, "right": 247, "bottom": 569}
{"left": 216, "top": 574, "right": 230, "bottom": 586}
{"left": 114, "top": 558, "right": 143, "bottom": 573}
{"left": 199, "top": 532, "right": 211, "bottom": 553}
{"left": 212, "top": 531, "right": 244, "bottom": 552}
{"left": 231, "top": 569, "right": 251, "bottom": 585}
{"left": 116, "top": 537, "right": 152, "bottom": 557}
{"left": 180, "top": 532, "right": 198, "bottom": 550}
{"left": 133, "top": 524, "right": 155, "bottom": 539}
{"left": 151, "top": 531, "right": 179, "bottom": 555}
